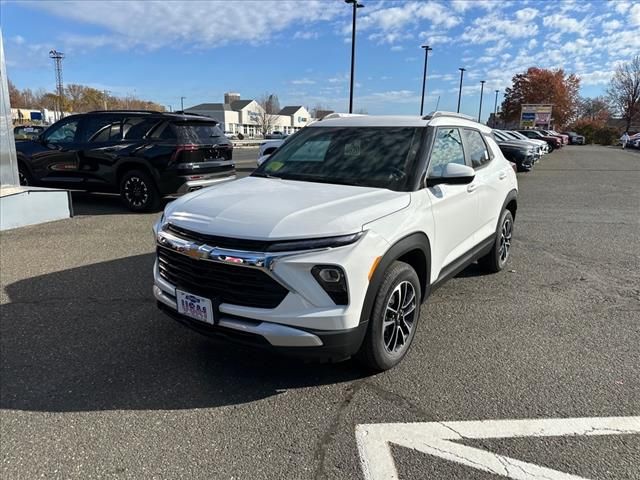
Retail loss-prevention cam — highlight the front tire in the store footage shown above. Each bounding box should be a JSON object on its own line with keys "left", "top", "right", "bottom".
{"left": 479, "top": 209, "right": 514, "bottom": 273}
{"left": 119, "top": 170, "right": 161, "bottom": 212}
{"left": 356, "top": 261, "right": 422, "bottom": 371}
{"left": 18, "top": 164, "right": 32, "bottom": 186}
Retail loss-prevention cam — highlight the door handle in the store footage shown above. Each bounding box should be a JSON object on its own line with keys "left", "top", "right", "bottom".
{"left": 498, "top": 171, "right": 507, "bottom": 180}
{"left": 467, "top": 183, "right": 478, "bottom": 193}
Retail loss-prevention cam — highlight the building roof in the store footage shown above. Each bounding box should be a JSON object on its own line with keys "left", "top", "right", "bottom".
{"left": 230, "top": 100, "right": 254, "bottom": 110}
{"left": 278, "top": 106, "right": 304, "bottom": 116}
{"left": 186, "top": 103, "right": 231, "bottom": 111}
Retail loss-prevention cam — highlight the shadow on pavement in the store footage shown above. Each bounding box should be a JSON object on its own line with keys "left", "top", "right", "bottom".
{"left": 71, "top": 191, "right": 170, "bottom": 216}
{"left": 1, "top": 253, "right": 366, "bottom": 412}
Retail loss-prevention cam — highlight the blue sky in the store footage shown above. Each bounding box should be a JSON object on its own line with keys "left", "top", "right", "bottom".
{"left": 2, "top": 0, "right": 639, "bottom": 121}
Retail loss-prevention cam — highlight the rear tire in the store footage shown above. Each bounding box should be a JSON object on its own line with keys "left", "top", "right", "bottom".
{"left": 546, "top": 142, "right": 555, "bottom": 153}
{"left": 479, "top": 209, "right": 514, "bottom": 273}
{"left": 119, "top": 169, "right": 161, "bottom": 212}
{"left": 356, "top": 261, "right": 422, "bottom": 371}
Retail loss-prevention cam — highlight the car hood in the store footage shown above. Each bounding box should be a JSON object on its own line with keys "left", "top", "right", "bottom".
{"left": 164, "top": 176, "right": 411, "bottom": 239}
{"left": 497, "top": 141, "right": 529, "bottom": 149}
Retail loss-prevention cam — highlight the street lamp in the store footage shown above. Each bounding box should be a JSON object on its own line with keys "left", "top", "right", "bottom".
{"left": 420, "top": 45, "right": 433, "bottom": 116}
{"left": 493, "top": 89, "right": 500, "bottom": 127}
{"left": 478, "top": 80, "right": 485, "bottom": 122}
{"left": 180, "top": 96, "right": 186, "bottom": 111}
{"left": 457, "top": 68, "right": 466, "bottom": 113}
{"left": 345, "top": 0, "right": 364, "bottom": 114}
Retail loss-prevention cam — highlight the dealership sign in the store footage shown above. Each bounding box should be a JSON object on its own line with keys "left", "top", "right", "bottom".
{"left": 520, "top": 104, "right": 553, "bottom": 128}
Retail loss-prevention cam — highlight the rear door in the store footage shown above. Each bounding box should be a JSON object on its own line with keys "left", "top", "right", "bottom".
{"left": 76, "top": 114, "right": 124, "bottom": 190}
{"left": 30, "top": 116, "right": 83, "bottom": 187}
{"left": 461, "top": 128, "right": 506, "bottom": 242}
{"left": 425, "top": 127, "right": 480, "bottom": 275}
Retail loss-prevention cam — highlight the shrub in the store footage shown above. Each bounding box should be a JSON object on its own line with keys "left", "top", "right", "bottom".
{"left": 592, "top": 127, "right": 618, "bottom": 145}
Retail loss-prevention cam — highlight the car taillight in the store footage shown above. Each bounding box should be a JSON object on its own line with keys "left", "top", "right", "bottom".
{"left": 171, "top": 144, "right": 199, "bottom": 162}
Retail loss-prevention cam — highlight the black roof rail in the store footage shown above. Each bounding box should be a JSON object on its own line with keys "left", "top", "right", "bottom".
{"left": 87, "top": 109, "right": 161, "bottom": 114}
{"left": 172, "top": 110, "right": 204, "bottom": 116}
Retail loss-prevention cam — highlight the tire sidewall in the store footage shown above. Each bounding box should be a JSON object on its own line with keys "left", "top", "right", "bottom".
{"left": 492, "top": 209, "right": 514, "bottom": 271}
{"left": 367, "top": 263, "right": 422, "bottom": 370}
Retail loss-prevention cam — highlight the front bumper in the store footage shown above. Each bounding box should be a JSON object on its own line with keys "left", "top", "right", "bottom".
{"left": 154, "top": 285, "right": 367, "bottom": 360}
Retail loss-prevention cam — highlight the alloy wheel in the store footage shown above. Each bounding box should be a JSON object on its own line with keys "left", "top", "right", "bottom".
{"left": 123, "top": 176, "right": 149, "bottom": 208}
{"left": 499, "top": 217, "right": 512, "bottom": 263}
{"left": 382, "top": 281, "right": 417, "bottom": 354}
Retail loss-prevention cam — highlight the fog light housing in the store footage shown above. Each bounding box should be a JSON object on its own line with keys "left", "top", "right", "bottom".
{"left": 311, "top": 265, "right": 348, "bottom": 305}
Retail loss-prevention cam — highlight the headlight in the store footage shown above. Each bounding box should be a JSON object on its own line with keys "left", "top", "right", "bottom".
{"left": 311, "top": 265, "right": 348, "bottom": 305}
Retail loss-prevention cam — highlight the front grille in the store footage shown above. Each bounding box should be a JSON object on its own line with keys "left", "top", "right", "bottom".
{"left": 157, "top": 247, "right": 289, "bottom": 309}
{"left": 167, "top": 224, "right": 273, "bottom": 251}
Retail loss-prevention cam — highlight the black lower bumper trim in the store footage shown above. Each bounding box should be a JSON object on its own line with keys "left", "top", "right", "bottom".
{"left": 157, "top": 301, "right": 368, "bottom": 362}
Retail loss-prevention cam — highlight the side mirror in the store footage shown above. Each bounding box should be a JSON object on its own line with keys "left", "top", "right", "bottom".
{"left": 427, "top": 163, "right": 475, "bottom": 187}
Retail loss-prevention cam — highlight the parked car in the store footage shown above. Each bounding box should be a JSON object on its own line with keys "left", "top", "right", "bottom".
{"left": 539, "top": 129, "right": 569, "bottom": 145}
{"left": 16, "top": 110, "right": 235, "bottom": 211}
{"left": 257, "top": 139, "right": 285, "bottom": 166}
{"left": 494, "top": 130, "right": 542, "bottom": 159}
{"left": 562, "top": 131, "right": 585, "bottom": 145}
{"left": 13, "top": 125, "right": 46, "bottom": 140}
{"left": 517, "top": 129, "right": 562, "bottom": 152}
{"left": 492, "top": 130, "right": 536, "bottom": 171}
{"left": 503, "top": 130, "right": 550, "bottom": 154}
{"left": 265, "top": 131, "right": 287, "bottom": 139}
{"left": 224, "top": 131, "right": 237, "bottom": 140}
{"left": 153, "top": 112, "right": 518, "bottom": 370}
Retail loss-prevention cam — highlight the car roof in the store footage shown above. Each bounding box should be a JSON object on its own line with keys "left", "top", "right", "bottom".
{"left": 310, "top": 111, "right": 492, "bottom": 133}
{"left": 79, "top": 110, "right": 217, "bottom": 122}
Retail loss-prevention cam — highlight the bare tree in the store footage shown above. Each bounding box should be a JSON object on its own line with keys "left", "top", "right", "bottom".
{"left": 256, "top": 93, "right": 280, "bottom": 137}
{"left": 607, "top": 55, "right": 640, "bottom": 132}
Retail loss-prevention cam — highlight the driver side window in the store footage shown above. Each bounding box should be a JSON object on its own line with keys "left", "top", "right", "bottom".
{"left": 44, "top": 119, "right": 80, "bottom": 144}
{"left": 428, "top": 128, "right": 466, "bottom": 176}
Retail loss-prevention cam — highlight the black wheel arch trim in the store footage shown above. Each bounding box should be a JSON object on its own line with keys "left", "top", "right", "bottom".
{"left": 116, "top": 159, "right": 161, "bottom": 185}
{"left": 500, "top": 189, "right": 518, "bottom": 224}
{"left": 358, "top": 232, "right": 431, "bottom": 325}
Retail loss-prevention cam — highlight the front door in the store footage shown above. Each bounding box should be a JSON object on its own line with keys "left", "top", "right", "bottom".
{"left": 31, "top": 117, "right": 83, "bottom": 188}
{"left": 424, "top": 127, "right": 480, "bottom": 278}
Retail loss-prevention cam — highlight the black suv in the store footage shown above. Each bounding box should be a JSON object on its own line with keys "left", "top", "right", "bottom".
{"left": 16, "top": 110, "right": 235, "bottom": 211}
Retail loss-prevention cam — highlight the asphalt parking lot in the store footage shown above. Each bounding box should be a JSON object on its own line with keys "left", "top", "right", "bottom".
{"left": 1, "top": 145, "right": 639, "bottom": 479}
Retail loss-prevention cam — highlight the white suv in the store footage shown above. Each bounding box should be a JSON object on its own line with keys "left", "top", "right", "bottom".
{"left": 153, "top": 112, "right": 518, "bottom": 370}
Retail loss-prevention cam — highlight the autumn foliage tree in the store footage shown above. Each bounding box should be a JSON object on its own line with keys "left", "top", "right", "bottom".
{"left": 501, "top": 67, "right": 580, "bottom": 128}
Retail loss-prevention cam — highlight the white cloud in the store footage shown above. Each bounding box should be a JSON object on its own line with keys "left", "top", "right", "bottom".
{"left": 602, "top": 19, "right": 622, "bottom": 32}
{"left": 293, "top": 31, "right": 319, "bottom": 40}
{"left": 579, "top": 70, "right": 613, "bottom": 86}
{"left": 543, "top": 14, "right": 589, "bottom": 36}
{"left": 528, "top": 38, "right": 538, "bottom": 49}
{"left": 12, "top": 35, "right": 26, "bottom": 45}
{"left": 390, "top": 45, "right": 404, "bottom": 52}
{"left": 486, "top": 38, "right": 511, "bottom": 55}
{"left": 34, "top": 0, "right": 342, "bottom": 49}
{"left": 290, "top": 78, "right": 316, "bottom": 85}
{"left": 461, "top": 11, "right": 538, "bottom": 44}
{"left": 630, "top": 3, "right": 640, "bottom": 26}
{"left": 515, "top": 7, "right": 538, "bottom": 22}
{"left": 419, "top": 33, "right": 452, "bottom": 46}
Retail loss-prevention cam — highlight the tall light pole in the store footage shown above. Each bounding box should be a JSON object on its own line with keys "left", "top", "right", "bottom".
{"left": 345, "top": 0, "right": 364, "bottom": 113}
{"left": 456, "top": 67, "right": 466, "bottom": 113}
{"left": 180, "top": 96, "right": 186, "bottom": 111}
{"left": 478, "top": 80, "right": 485, "bottom": 122}
{"left": 493, "top": 89, "right": 500, "bottom": 127}
{"left": 49, "top": 50, "right": 65, "bottom": 121}
{"left": 420, "top": 45, "right": 432, "bottom": 116}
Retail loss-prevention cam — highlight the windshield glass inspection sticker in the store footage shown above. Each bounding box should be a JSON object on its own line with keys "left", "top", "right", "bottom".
{"left": 344, "top": 140, "right": 361, "bottom": 157}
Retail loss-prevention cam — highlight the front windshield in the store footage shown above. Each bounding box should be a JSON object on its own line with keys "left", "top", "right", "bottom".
{"left": 252, "top": 126, "right": 424, "bottom": 190}
{"left": 508, "top": 131, "right": 529, "bottom": 140}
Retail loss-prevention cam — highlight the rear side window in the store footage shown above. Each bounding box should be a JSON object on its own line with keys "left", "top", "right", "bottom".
{"left": 173, "top": 122, "right": 223, "bottom": 144}
{"left": 149, "top": 122, "right": 177, "bottom": 142}
{"left": 81, "top": 115, "right": 122, "bottom": 143}
{"left": 463, "top": 129, "right": 491, "bottom": 168}
{"left": 123, "top": 117, "right": 161, "bottom": 140}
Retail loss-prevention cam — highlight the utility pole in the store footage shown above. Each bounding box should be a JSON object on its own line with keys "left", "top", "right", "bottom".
{"left": 456, "top": 68, "right": 466, "bottom": 113}
{"left": 345, "top": 0, "right": 364, "bottom": 113}
{"left": 420, "top": 45, "right": 432, "bottom": 116}
{"left": 478, "top": 80, "right": 485, "bottom": 122}
{"left": 180, "top": 96, "right": 186, "bottom": 111}
{"left": 49, "top": 50, "right": 65, "bottom": 121}
{"left": 493, "top": 89, "right": 500, "bottom": 127}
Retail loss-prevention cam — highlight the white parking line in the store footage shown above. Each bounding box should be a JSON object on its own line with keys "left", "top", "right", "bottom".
{"left": 356, "top": 416, "right": 640, "bottom": 480}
